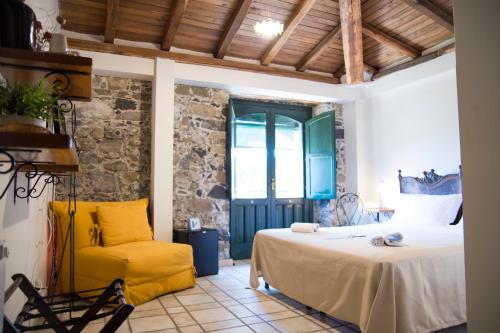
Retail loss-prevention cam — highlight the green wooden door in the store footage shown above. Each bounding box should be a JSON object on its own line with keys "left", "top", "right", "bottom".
{"left": 229, "top": 99, "right": 312, "bottom": 259}
{"left": 305, "top": 111, "right": 336, "bottom": 199}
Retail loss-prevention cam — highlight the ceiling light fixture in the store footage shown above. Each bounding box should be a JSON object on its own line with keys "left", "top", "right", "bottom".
{"left": 254, "top": 17, "right": 284, "bottom": 39}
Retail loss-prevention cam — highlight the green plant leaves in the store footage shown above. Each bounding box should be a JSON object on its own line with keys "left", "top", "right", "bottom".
{"left": 0, "top": 79, "right": 61, "bottom": 121}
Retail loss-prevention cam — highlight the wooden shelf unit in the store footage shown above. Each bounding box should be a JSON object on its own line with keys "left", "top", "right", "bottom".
{"left": 0, "top": 132, "right": 79, "bottom": 173}
{"left": 0, "top": 47, "right": 92, "bottom": 101}
{"left": 0, "top": 48, "right": 92, "bottom": 173}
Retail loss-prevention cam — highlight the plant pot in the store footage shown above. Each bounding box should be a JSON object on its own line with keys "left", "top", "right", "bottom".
{"left": 0, "top": 115, "right": 51, "bottom": 133}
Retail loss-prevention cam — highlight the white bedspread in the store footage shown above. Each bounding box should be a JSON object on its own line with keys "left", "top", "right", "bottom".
{"left": 250, "top": 223, "right": 466, "bottom": 333}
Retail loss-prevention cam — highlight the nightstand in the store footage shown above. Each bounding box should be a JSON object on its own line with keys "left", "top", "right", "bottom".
{"left": 367, "top": 208, "right": 395, "bottom": 223}
{"left": 173, "top": 228, "right": 219, "bottom": 277}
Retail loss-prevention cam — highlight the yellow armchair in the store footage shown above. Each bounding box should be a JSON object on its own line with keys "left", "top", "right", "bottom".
{"left": 50, "top": 199, "right": 196, "bottom": 305}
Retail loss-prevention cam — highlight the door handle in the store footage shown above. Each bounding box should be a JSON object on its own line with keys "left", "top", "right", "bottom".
{"left": 271, "top": 178, "right": 276, "bottom": 191}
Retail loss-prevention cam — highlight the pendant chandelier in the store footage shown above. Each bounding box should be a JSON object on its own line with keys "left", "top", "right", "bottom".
{"left": 254, "top": 17, "right": 284, "bottom": 39}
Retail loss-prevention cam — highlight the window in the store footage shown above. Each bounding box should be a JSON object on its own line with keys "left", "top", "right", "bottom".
{"left": 232, "top": 113, "right": 267, "bottom": 199}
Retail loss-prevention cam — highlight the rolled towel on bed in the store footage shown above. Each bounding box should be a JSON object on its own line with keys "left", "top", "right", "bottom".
{"left": 290, "top": 222, "right": 320, "bottom": 233}
{"left": 370, "top": 232, "right": 405, "bottom": 246}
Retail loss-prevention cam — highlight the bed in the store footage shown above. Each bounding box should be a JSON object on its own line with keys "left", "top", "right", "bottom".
{"left": 250, "top": 169, "right": 465, "bottom": 333}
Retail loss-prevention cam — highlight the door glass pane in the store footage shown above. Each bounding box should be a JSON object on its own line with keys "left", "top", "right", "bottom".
{"left": 275, "top": 115, "right": 304, "bottom": 198}
{"left": 232, "top": 113, "right": 267, "bottom": 199}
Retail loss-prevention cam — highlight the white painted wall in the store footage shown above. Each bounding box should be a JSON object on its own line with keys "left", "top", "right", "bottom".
{"left": 0, "top": 176, "right": 50, "bottom": 319}
{"left": 454, "top": 1, "right": 500, "bottom": 331}
{"left": 1, "top": 0, "right": 58, "bottom": 320}
{"left": 355, "top": 56, "right": 461, "bottom": 206}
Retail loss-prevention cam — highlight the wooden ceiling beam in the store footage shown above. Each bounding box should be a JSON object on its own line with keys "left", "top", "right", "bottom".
{"left": 261, "top": 0, "right": 317, "bottom": 66}
{"left": 104, "top": 0, "right": 120, "bottom": 43}
{"left": 296, "top": 25, "right": 341, "bottom": 72}
{"left": 398, "top": 0, "right": 453, "bottom": 32}
{"left": 67, "top": 38, "right": 339, "bottom": 84}
{"left": 215, "top": 0, "right": 252, "bottom": 59}
{"left": 162, "top": 0, "right": 188, "bottom": 51}
{"left": 372, "top": 43, "right": 455, "bottom": 80}
{"left": 333, "top": 63, "right": 377, "bottom": 79}
{"left": 362, "top": 23, "right": 420, "bottom": 58}
{"left": 338, "top": 0, "right": 364, "bottom": 84}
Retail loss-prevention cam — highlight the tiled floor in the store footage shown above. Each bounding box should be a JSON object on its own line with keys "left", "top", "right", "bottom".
{"left": 82, "top": 260, "right": 360, "bottom": 333}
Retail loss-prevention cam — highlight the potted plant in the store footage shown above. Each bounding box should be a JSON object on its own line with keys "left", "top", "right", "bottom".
{"left": 0, "top": 79, "right": 61, "bottom": 133}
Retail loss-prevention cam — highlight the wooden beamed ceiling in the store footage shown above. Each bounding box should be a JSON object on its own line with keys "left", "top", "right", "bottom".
{"left": 162, "top": 0, "right": 189, "bottom": 50}
{"left": 398, "top": 0, "right": 453, "bottom": 32}
{"left": 103, "top": 0, "right": 119, "bottom": 43}
{"left": 215, "top": 0, "right": 252, "bottom": 59}
{"left": 261, "top": 0, "right": 317, "bottom": 65}
{"left": 60, "top": 0, "right": 455, "bottom": 84}
{"left": 296, "top": 25, "right": 341, "bottom": 72}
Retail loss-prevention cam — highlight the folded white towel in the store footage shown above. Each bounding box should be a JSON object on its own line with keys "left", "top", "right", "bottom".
{"left": 290, "top": 222, "right": 320, "bottom": 233}
{"left": 370, "top": 232, "right": 405, "bottom": 246}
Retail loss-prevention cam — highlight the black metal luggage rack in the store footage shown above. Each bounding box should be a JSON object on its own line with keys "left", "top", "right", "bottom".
{"left": 1, "top": 72, "right": 135, "bottom": 332}
{"left": 4, "top": 275, "right": 133, "bottom": 333}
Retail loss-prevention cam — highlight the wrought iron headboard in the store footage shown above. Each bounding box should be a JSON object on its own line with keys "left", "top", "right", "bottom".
{"left": 398, "top": 167, "right": 462, "bottom": 195}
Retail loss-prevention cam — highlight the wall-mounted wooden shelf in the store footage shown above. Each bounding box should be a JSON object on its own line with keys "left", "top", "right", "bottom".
{"left": 0, "top": 47, "right": 92, "bottom": 101}
{"left": 0, "top": 132, "right": 79, "bottom": 173}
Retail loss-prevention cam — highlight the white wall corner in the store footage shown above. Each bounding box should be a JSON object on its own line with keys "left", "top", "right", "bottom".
{"left": 72, "top": 50, "right": 154, "bottom": 80}
{"left": 151, "top": 58, "right": 176, "bottom": 242}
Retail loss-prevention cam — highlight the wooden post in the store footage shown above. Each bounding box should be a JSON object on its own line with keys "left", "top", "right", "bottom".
{"left": 338, "top": 0, "right": 364, "bottom": 84}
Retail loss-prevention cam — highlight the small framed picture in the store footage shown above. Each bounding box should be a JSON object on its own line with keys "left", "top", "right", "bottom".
{"left": 188, "top": 217, "right": 202, "bottom": 231}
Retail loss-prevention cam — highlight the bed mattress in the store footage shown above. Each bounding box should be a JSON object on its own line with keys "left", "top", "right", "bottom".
{"left": 250, "top": 223, "right": 466, "bottom": 333}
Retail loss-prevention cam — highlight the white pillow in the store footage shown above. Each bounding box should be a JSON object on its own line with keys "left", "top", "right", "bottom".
{"left": 390, "top": 194, "right": 462, "bottom": 226}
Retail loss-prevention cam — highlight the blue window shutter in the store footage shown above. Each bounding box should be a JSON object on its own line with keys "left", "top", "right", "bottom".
{"left": 305, "top": 111, "right": 336, "bottom": 199}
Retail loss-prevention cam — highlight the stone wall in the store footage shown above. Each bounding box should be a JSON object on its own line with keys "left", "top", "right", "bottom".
{"left": 173, "top": 85, "right": 346, "bottom": 259}
{"left": 56, "top": 75, "right": 152, "bottom": 201}
{"left": 173, "top": 85, "right": 230, "bottom": 258}
{"left": 312, "top": 103, "right": 346, "bottom": 226}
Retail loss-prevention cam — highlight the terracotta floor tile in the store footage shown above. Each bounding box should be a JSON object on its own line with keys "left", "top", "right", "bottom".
{"left": 226, "top": 304, "right": 255, "bottom": 318}
{"left": 244, "top": 300, "right": 288, "bottom": 315}
{"left": 129, "top": 315, "right": 176, "bottom": 333}
{"left": 249, "top": 322, "right": 281, "bottom": 332}
{"left": 200, "top": 318, "right": 245, "bottom": 331}
{"left": 189, "top": 307, "right": 236, "bottom": 324}
{"left": 269, "top": 316, "right": 323, "bottom": 333}
{"left": 170, "top": 312, "right": 197, "bottom": 327}
{"left": 177, "top": 293, "right": 215, "bottom": 306}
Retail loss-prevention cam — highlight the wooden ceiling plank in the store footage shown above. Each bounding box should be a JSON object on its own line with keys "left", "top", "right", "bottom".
{"left": 338, "top": 0, "right": 364, "bottom": 83}
{"left": 162, "top": 0, "right": 189, "bottom": 51}
{"left": 362, "top": 23, "right": 420, "bottom": 58}
{"left": 296, "top": 24, "right": 341, "bottom": 71}
{"left": 67, "top": 38, "right": 339, "bottom": 84}
{"left": 261, "top": 0, "right": 317, "bottom": 65}
{"left": 104, "top": 0, "right": 120, "bottom": 43}
{"left": 398, "top": 0, "right": 453, "bottom": 32}
{"left": 215, "top": 0, "right": 253, "bottom": 59}
{"left": 373, "top": 42, "right": 454, "bottom": 79}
